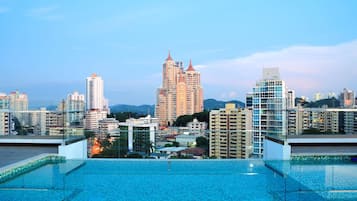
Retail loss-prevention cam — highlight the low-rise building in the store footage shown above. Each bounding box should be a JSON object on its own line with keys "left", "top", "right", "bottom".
{"left": 187, "top": 118, "right": 207, "bottom": 135}
{"left": 117, "top": 115, "right": 158, "bottom": 154}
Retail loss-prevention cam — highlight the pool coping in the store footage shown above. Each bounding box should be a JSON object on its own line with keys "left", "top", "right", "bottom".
{"left": 0, "top": 153, "right": 65, "bottom": 183}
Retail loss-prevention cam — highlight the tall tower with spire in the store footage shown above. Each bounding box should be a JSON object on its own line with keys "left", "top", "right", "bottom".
{"left": 155, "top": 52, "right": 204, "bottom": 126}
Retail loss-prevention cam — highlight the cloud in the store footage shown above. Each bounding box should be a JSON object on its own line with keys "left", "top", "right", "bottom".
{"left": 26, "top": 6, "right": 63, "bottom": 20}
{"left": 199, "top": 40, "right": 357, "bottom": 100}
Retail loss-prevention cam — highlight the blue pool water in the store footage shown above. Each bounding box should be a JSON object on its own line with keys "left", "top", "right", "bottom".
{"left": 0, "top": 159, "right": 357, "bottom": 201}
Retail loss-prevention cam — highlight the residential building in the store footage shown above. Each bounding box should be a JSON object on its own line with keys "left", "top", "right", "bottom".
{"left": 209, "top": 103, "right": 251, "bottom": 159}
{"left": 84, "top": 109, "right": 107, "bottom": 131}
{"left": 0, "top": 93, "right": 9, "bottom": 109}
{"left": 287, "top": 107, "right": 357, "bottom": 135}
{"left": 14, "top": 108, "right": 61, "bottom": 135}
{"left": 9, "top": 90, "right": 28, "bottom": 122}
{"left": 9, "top": 90, "right": 28, "bottom": 112}
{"left": 340, "top": 88, "right": 355, "bottom": 108}
{"left": 155, "top": 52, "right": 203, "bottom": 126}
{"left": 99, "top": 118, "right": 119, "bottom": 134}
{"left": 86, "top": 73, "right": 109, "bottom": 112}
{"left": 118, "top": 116, "right": 158, "bottom": 154}
{"left": 344, "top": 111, "right": 357, "bottom": 134}
{"left": 251, "top": 68, "right": 289, "bottom": 157}
{"left": 0, "top": 110, "right": 12, "bottom": 135}
{"left": 66, "top": 91, "right": 85, "bottom": 126}
{"left": 287, "top": 90, "right": 295, "bottom": 109}
{"left": 187, "top": 118, "right": 207, "bottom": 135}
{"left": 84, "top": 74, "right": 109, "bottom": 130}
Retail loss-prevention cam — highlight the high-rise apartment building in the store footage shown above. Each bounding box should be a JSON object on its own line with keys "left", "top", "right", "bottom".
{"left": 9, "top": 90, "right": 28, "bottom": 112}
{"left": 0, "top": 93, "right": 9, "bottom": 109}
{"left": 287, "top": 107, "right": 352, "bottom": 135}
{"left": 209, "top": 103, "right": 252, "bottom": 159}
{"left": 287, "top": 90, "right": 295, "bottom": 109}
{"left": 155, "top": 52, "right": 203, "bottom": 126}
{"left": 0, "top": 110, "right": 12, "bottom": 135}
{"left": 66, "top": 91, "right": 85, "bottom": 126}
{"left": 86, "top": 74, "right": 108, "bottom": 112}
{"left": 251, "top": 68, "right": 288, "bottom": 157}
{"left": 340, "top": 88, "right": 355, "bottom": 108}
{"left": 85, "top": 74, "right": 109, "bottom": 131}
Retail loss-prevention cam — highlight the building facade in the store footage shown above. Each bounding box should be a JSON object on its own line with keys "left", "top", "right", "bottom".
{"left": 0, "top": 110, "right": 12, "bottom": 135}
{"left": 155, "top": 52, "right": 203, "bottom": 126}
{"left": 287, "top": 107, "right": 357, "bottom": 135}
{"left": 85, "top": 74, "right": 109, "bottom": 131}
{"left": 0, "top": 93, "right": 9, "bottom": 109}
{"left": 340, "top": 88, "right": 355, "bottom": 108}
{"left": 9, "top": 90, "right": 28, "bottom": 112}
{"left": 209, "top": 103, "right": 251, "bottom": 159}
{"left": 66, "top": 91, "right": 85, "bottom": 126}
{"left": 86, "top": 74, "right": 108, "bottom": 112}
{"left": 252, "top": 68, "right": 288, "bottom": 157}
{"left": 118, "top": 116, "right": 158, "bottom": 154}
{"left": 187, "top": 118, "right": 207, "bottom": 135}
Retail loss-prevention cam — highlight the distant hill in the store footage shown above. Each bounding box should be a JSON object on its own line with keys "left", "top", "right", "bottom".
{"left": 304, "top": 97, "right": 340, "bottom": 108}
{"left": 110, "top": 104, "right": 155, "bottom": 115}
{"left": 204, "top": 99, "right": 245, "bottom": 111}
{"left": 109, "top": 99, "right": 245, "bottom": 115}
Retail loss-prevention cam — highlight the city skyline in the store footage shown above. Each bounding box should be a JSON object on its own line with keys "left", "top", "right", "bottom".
{"left": 1, "top": 1, "right": 357, "bottom": 106}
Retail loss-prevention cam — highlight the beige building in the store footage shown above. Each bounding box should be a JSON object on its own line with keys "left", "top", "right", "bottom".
{"left": 84, "top": 109, "right": 108, "bottom": 131}
{"left": 0, "top": 110, "right": 11, "bottom": 135}
{"left": 155, "top": 52, "right": 203, "bottom": 126}
{"left": 9, "top": 90, "right": 28, "bottom": 112}
{"left": 287, "top": 107, "right": 342, "bottom": 135}
{"left": 209, "top": 103, "right": 252, "bottom": 159}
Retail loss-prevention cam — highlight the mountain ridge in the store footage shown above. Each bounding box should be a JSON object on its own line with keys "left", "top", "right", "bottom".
{"left": 109, "top": 98, "right": 245, "bottom": 115}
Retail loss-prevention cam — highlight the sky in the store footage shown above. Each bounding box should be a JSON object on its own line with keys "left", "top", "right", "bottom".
{"left": 0, "top": 0, "right": 357, "bottom": 107}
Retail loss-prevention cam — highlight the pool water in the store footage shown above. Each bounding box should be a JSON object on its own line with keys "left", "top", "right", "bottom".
{"left": 265, "top": 160, "right": 357, "bottom": 201}
{"left": 0, "top": 159, "right": 356, "bottom": 201}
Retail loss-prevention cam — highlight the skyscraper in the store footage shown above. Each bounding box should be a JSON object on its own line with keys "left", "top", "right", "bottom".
{"left": 251, "top": 68, "right": 288, "bottom": 157}
{"left": 85, "top": 74, "right": 109, "bottom": 131}
{"left": 86, "top": 73, "right": 108, "bottom": 112}
{"left": 155, "top": 52, "right": 203, "bottom": 126}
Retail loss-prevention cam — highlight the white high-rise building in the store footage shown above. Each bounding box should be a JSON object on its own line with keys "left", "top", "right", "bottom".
{"left": 252, "top": 68, "right": 289, "bottom": 157}
{"left": 85, "top": 74, "right": 109, "bottom": 131}
{"left": 66, "top": 91, "right": 85, "bottom": 126}
{"left": 287, "top": 90, "right": 295, "bottom": 109}
{"left": 86, "top": 73, "right": 108, "bottom": 112}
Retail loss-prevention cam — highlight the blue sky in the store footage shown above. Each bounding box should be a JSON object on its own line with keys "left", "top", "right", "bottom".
{"left": 0, "top": 0, "right": 357, "bottom": 107}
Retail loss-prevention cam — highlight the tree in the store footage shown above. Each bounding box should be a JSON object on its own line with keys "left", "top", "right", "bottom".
{"left": 196, "top": 136, "right": 208, "bottom": 148}
{"left": 302, "top": 128, "right": 321, "bottom": 134}
{"left": 13, "top": 117, "right": 26, "bottom": 135}
{"left": 174, "top": 115, "right": 194, "bottom": 126}
{"left": 196, "top": 136, "right": 209, "bottom": 154}
{"left": 173, "top": 111, "right": 210, "bottom": 128}
{"left": 84, "top": 130, "right": 95, "bottom": 139}
{"left": 173, "top": 141, "right": 180, "bottom": 147}
{"left": 109, "top": 112, "right": 145, "bottom": 122}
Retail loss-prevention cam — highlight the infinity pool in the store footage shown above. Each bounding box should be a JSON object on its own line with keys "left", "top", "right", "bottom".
{"left": 0, "top": 159, "right": 356, "bottom": 201}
